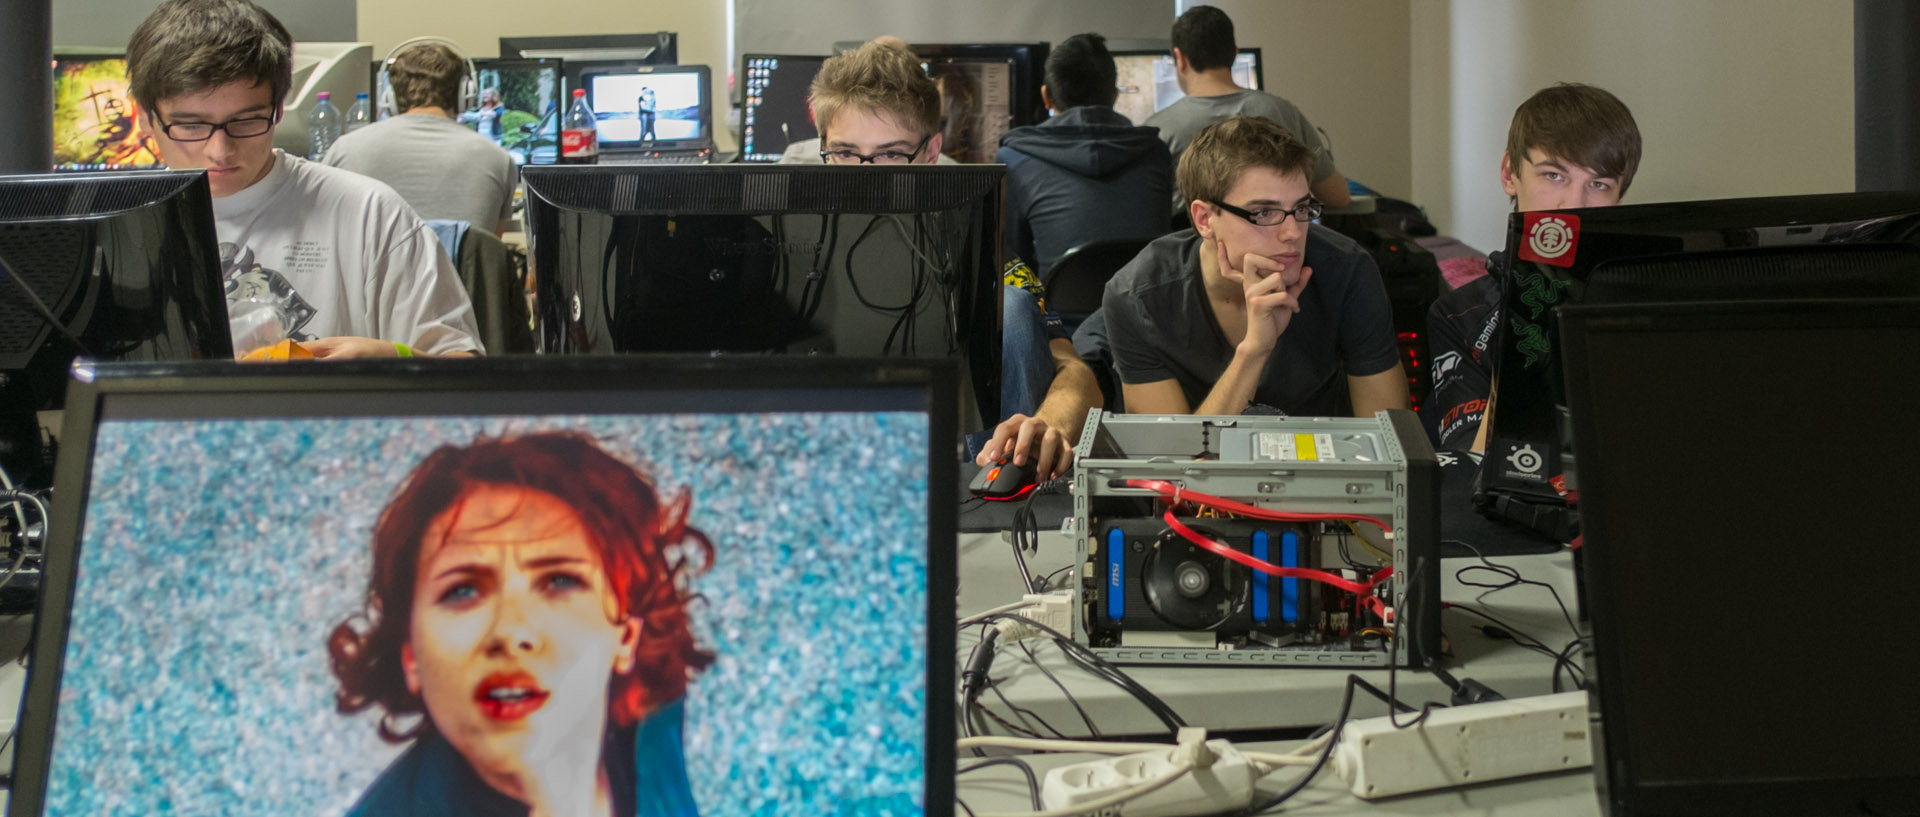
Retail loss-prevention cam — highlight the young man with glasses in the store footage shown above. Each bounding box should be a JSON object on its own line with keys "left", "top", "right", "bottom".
{"left": 127, "top": 0, "right": 482, "bottom": 359}
{"left": 809, "top": 38, "right": 1100, "bottom": 480}
{"left": 1422, "top": 83, "right": 1642, "bottom": 451}
{"left": 1102, "top": 116, "right": 1407, "bottom": 417}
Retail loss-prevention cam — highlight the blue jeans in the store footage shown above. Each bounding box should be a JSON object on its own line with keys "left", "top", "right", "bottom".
{"left": 966, "top": 285, "right": 1056, "bottom": 460}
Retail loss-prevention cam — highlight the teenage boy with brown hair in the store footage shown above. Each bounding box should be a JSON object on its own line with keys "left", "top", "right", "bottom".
{"left": 1423, "top": 83, "right": 1643, "bottom": 451}
{"left": 1103, "top": 116, "right": 1408, "bottom": 418}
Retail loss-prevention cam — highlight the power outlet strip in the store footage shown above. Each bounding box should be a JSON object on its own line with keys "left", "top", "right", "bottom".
{"left": 1039, "top": 738, "right": 1256, "bottom": 817}
{"left": 1331, "top": 690, "right": 1591, "bottom": 799}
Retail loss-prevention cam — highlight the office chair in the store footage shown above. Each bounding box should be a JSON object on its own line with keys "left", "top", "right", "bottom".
{"left": 1044, "top": 236, "right": 1156, "bottom": 329}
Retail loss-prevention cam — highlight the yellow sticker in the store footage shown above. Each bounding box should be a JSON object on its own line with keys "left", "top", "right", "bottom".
{"left": 1295, "top": 434, "right": 1318, "bottom": 461}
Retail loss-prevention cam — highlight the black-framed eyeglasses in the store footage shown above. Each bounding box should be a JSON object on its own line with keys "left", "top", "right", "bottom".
{"left": 820, "top": 134, "right": 932, "bottom": 165}
{"left": 1211, "top": 198, "right": 1323, "bottom": 227}
{"left": 155, "top": 112, "right": 280, "bottom": 142}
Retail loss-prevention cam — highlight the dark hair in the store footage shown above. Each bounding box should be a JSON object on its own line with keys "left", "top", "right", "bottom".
{"left": 127, "top": 0, "right": 294, "bottom": 114}
{"left": 1044, "top": 33, "right": 1118, "bottom": 111}
{"left": 1178, "top": 115, "right": 1317, "bottom": 206}
{"left": 328, "top": 432, "right": 714, "bottom": 744}
{"left": 1171, "top": 5, "right": 1237, "bottom": 73}
{"left": 390, "top": 43, "right": 466, "bottom": 113}
{"left": 1506, "top": 83, "right": 1643, "bottom": 196}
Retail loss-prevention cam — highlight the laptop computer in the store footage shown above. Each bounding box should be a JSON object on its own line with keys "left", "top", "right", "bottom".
{"left": 581, "top": 64, "right": 716, "bottom": 164}
{"left": 1561, "top": 299, "right": 1920, "bottom": 817}
{"left": 10, "top": 357, "right": 957, "bottom": 816}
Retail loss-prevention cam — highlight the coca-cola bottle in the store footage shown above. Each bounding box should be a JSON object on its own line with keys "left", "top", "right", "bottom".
{"left": 560, "top": 88, "right": 599, "bottom": 165}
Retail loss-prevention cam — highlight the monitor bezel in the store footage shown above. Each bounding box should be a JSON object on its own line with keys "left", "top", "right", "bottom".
{"left": 11, "top": 356, "right": 959, "bottom": 817}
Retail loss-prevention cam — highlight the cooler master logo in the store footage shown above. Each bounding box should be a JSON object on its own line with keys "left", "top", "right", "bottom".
{"left": 1518, "top": 212, "right": 1581, "bottom": 267}
{"left": 1431, "top": 350, "right": 1462, "bottom": 383}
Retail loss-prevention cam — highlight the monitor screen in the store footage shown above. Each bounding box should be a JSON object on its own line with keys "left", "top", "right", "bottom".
{"left": 0, "top": 170, "right": 232, "bottom": 489}
{"left": 50, "top": 55, "right": 164, "bottom": 171}
{"left": 12, "top": 357, "right": 958, "bottom": 817}
{"left": 1477, "top": 191, "right": 1920, "bottom": 522}
{"left": 466, "top": 58, "right": 564, "bottom": 166}
{"left": 520, "top": 164, "right": 1004, "bottom": 423}
{"left": 1560, "top": 300, "right": 1920, "bottom": 816}
{"left": 924, "top": 58, "right": 1016, "bottom": 164}
{"left": 908, "top": 43, "right": 1048, "bottom": 131}
{"left": 583, "top": 66, "right": 708, "bottom": 147}
{"left": 1111, "top": 49, "right": 1261, "bottom": 127}
{"left": 740, "top": 54, "right": 826, "bottom": 163}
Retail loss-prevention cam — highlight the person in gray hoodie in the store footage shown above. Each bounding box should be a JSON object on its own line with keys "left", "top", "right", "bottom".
{"left": 996, "top": 33, "right": 1173, "bottom": 278}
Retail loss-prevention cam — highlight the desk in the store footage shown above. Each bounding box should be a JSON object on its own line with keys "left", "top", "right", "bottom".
{"left": 955, "top": 529, "right": 1597, "bottom": 814}
{"left": 957, "top": 530, "right": 1584, "bottom": 737}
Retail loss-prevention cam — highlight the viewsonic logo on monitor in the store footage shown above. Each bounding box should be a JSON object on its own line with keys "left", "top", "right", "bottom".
{"left": 1519, "top": 212, "right": 1581, "bottom": 267}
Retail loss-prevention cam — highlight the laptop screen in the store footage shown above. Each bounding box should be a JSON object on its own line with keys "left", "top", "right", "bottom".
{"left": 584, "top": 65, "right": 710, "bottom": 149}
{"left": 14, "top": 358, "right": 957, "bottom": 817}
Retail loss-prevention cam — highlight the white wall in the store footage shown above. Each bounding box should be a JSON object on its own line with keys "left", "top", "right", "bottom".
{"left": 354, "top": 0, "right": 732, "bottom": 148}
{"left": 1410, "top": 0, "right": 1855, "bottom": 254}
{"left": 1198, "top": 0, "right": 1414, "bottom": 201}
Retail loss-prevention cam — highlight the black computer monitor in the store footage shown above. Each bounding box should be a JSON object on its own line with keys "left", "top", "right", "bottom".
{"left": 910, "top": 43, "right": 1047, "bottom": 156}
{"left": 0, "top": 170, "right": 232, "bottom": 489}
{"left": 51, "top": 54, "right": 164, "bottom": 171}
{"left": 520, "top": 164, "right": 1004, "bottom": 423}
{"left": 1110, "top": 47, "right": 1263, "bottom": 128}
{"left": 1475, "top": 191, "right": 1920, "bottom": 539}
{"left": 739, "top": 53, "right": 826, "bottom": 163}
{"left": 1560, "top": 298, "right": 1920, "bottom": 817}
{"left": 12, "top": 356, "right": 957, "bottom": 817}
{"left": 466, "top": 58, "right": 565, "bottom": 166}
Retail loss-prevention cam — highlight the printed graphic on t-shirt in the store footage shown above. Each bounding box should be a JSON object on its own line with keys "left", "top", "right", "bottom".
{"left": 221, "top": 242, "right": 318, "bottom": 341}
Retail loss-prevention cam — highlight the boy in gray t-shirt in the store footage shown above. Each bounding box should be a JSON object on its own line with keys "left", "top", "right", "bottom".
{"left": 325, "top": 43, "right": 516, "bottom": 235}
{"left": 1101, "top": 116, "right": 1406, "bottom": 419}
{"left": 1147, "top": 5, "right": 1350, "bottom": 211}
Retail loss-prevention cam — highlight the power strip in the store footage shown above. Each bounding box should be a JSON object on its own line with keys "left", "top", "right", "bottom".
{"left": 1039, "top": 736, "right": 1256, "bottom": 817}
{"left": 1331, "top": 691, "right": 1591, "bottom": 799}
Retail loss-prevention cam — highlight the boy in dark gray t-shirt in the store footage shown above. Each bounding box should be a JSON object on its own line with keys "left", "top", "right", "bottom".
{"left": 1101, "top": 116, "right": 1406, "bottom": 418}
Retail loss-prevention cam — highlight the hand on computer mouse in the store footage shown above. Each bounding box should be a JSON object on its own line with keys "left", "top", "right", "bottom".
{"left": 968, "top": 456, "right": 1036, "bottom": 500}
{"left": 974, "top": 412, "right": 1073, "bottom": 480}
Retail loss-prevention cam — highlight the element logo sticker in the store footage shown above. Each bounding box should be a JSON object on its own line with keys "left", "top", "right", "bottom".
{"left": 1518, "top": 212, "right": 1581, "bottom": 267}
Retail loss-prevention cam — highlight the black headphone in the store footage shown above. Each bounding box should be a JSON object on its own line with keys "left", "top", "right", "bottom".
{"left": 378, "top": 36, "right": 478, "bottom": 117}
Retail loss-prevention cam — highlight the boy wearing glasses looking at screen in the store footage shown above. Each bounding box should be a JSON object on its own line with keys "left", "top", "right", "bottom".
{"left": 1102, "top": 115, "right": 1407, "bottom": 418}
{"left": 809, "top": 38, "right": 1101, "bottom": 480}
{"left": 127, "top": 0, "right": 482, "bottom": 359}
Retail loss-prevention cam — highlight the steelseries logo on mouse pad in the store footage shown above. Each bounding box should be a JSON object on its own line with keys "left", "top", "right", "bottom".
{"left": 1519, "top": 212, "right": 1580, "bottom": 267}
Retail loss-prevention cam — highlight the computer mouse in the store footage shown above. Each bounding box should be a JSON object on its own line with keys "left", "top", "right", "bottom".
{"left": 969, "top": 457, "right": 1037, "bottom": 500}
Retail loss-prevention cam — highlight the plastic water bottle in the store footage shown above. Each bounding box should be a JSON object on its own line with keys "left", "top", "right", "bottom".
{"left": 307, "top": 91, "right": 342, "bottom": 160}
{"left": 560, "top": 88, "right": 598, "bottom": 164}
{"left": 344, "top": 92, "right": 373, "bottom": 134}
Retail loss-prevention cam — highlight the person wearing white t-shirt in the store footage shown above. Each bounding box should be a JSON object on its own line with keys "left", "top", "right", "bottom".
{"left": 127, "top": 0, "right": 483, "bottom": 358}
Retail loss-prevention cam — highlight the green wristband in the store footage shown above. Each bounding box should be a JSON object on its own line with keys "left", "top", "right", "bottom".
{"left": 392, "top": 342, "right": 413, "bottom": 358}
